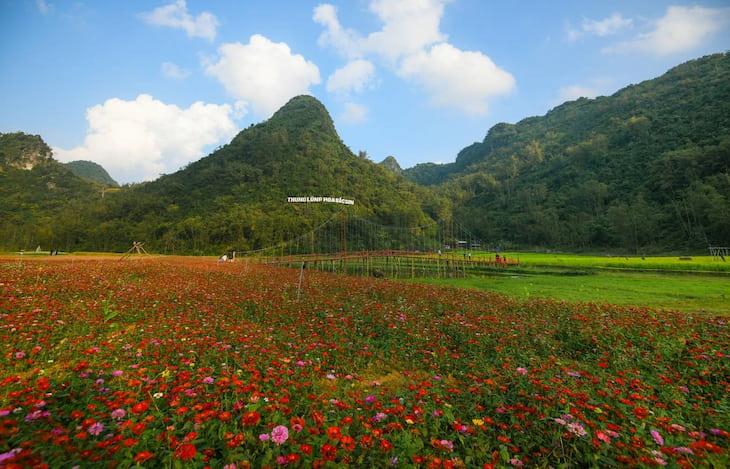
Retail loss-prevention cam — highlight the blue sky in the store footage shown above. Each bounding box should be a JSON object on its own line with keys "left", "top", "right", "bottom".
{"left": 1, "top": 0, "right": 729, "bottom": 183}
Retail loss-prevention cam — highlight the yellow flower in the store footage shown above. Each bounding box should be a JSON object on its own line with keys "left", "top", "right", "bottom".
{"left": 405, "top": 418, "right": 414, "bottom": 425}
{"left": 472, "top": 418, "right": 484, "bottom": 426}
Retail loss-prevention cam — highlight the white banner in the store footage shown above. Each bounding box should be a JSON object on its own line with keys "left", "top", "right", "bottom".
{"left": 287, "top": 196, "right": 355, "bottom": 205}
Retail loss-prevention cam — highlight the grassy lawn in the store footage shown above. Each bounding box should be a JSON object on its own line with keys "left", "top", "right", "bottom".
{"left": 408, "top": 271, "right": 730, "bottom": 314}
{"left": 461, "top": 251, "right": 730, "bottom": 272}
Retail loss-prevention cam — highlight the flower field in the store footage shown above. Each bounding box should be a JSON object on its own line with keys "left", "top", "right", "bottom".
{"left": 1, "top": 258, "right": 728, "bottom": 467}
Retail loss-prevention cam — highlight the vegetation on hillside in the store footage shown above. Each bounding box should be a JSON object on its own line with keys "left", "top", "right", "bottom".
{"left": 64, "top": 160, "right": 118, "bottom": 187}
{"left": 405, "top": 53, "right": 730, "bottom": 252}
{"left": 1, "top": 54, "right": 729, "bottom": 254}
{"left": 0, "top": 97, "right": 448, "bottom": 254}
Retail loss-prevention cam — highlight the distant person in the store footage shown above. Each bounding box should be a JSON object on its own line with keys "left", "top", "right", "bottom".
{"left": 495, "top": 254, "right": 501, "bottom": 264}
{"left": 218, "top": 254, "right": 228, "bottom": 263}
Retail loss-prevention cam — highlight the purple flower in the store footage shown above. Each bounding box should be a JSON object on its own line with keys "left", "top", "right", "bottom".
{"left": 365, "top": 394, "right": 377, "bottom": 404}
{"left": 111, "top": 408, "right": 126, "bottom": 420}
{"left": 673, "top": 447, "right": 694, "bottom": 455}
{"left": 88, "top": 422, "right": 105, "bottom": 436}
{"left": 650, "top": 429, "right": 664, "bottom": 446}
{"left": 271, "top": 425, "right": 289, "bottom": 445}
{"left": 372, "top": 412, "right": 387, "bottom": 422}
{"left": 0, "top": 448, "right": 21, "bottom": 463}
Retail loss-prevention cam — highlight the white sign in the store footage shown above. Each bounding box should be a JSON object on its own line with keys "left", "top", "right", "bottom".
{"left": 287, "top": 196, "right": 355, "bottom": 205}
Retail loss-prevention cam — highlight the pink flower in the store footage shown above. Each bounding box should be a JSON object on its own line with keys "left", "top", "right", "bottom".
{"left": 516, "top": 367, "right": 528, "bottom": 375}
{"left": 88, "top": 422, "right": 104, "bottom": 436}
{"left": 650, "top": 429, "right": 664, "bottom": 446}
{"left": 15, "top": 351, "right": 25, "bottom": 359}
{"left": 223, "top": 465, "right": 237, "bottom": 469}
{"left": 111, "top": 408, "right": 126, "bottom": 420}
{"left": 567, "top": 422, "right": 587, "bottom": 437}
{"left": 673, "top": 447, "right": 694, "bottom": 455}
{"left": 439, "top": 439, "right": 454, "bottom": 451}
{"left": 259, "top": 433, "right": 270, "bottom": 442}
{"left": 276, "top": 455, "right": 287, "bottom": 465}
{"left": 112, "top": 370, "right": 124, "bottom": 377}
{"left": 596, "top": 431, "right": 611, "bottom": 444}
{"left": 372, "top": 412, "right": 387, "bottom": 422}
{"left": 271, "top": 425, "right": 289, "bottom": 445}
{"left": 202, "top": 376, "right": 214, "bottom": 384}
{"left": 365, "top": 395, "right": 377, "bottom": 404}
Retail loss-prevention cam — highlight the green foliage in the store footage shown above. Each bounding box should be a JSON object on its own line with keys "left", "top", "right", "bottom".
{"left": 64, "top": 160, "right": 118, "bottom": 186}
{"left": 0, "top": 96, "right": 449, "bottom": 254}
{"left": 404, "top": 53, "right": 730, "bottom": 251}
{"left": 3, "top": 52, "right": 730, "bottom": 254}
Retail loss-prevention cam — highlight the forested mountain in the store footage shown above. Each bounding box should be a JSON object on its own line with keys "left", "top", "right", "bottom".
{"left": 404, "top": 53, "right": 730, "bottom": 252}
{"left": 0, "top": 97, "right": 445, "bottom": 253}
{"left": 64, "top": 160, "right": 118, "bottom": 186}
{"left": 0, "top": 133, "right": 102, "bottom": 249}
{"left": 379, "top": 156, "right": 403, "bottom": 174}
{"left": 1, "top": 54, "right": 728, "bottom": 254}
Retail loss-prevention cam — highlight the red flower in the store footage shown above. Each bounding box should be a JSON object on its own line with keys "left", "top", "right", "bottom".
{"left": 36, "top": 376, "right": 51, "bottom": 391}
{"left": 380, "top": 439, "right": 393, "bottom": 452}
{"left": 326, "top": 426, "right": 341, "bottom": 440}
{"left": 633, "top": 407, "right": 649, "bottom": 419}
{"left": 134, "top": 451, "right": 154, "bottom": 463}
{"left": 175, "top": 443, "right": 196, "bottom": 461}
{"left": 300, "top": 444, "right": 313, "bottom": 455}
{"left": 321, "top": 443, "right": 337, "bottom": 461}
{"left": 131, "top": 401, "right": 149, "bottom": 414}
{"left": 242, "top": 411, "right": 260, "bottom": 426}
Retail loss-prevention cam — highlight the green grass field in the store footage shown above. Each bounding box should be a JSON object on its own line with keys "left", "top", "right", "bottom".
{"left": 409, "top": 271, "right": 730, "bottom": 314}
{"left": 465, "top": 251, "right": 730, "bottom": 272}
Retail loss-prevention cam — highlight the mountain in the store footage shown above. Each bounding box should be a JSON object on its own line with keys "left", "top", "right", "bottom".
{"left": 64, "top": 160, "right": 118, "bottom": 187}
{"left": 86, "top": 95, "right": 447, "bottom": 253}
{"left": 3, "top": 54, "right": 729, "bottom": 254}
{"left": 379, "top": 156, "right": 402, "bottom": 174}
{"left": 404, "top": 53, "right": 730, "bottom": 251}
{"left": 0, "top": 132, "right": 53, "bottom": 169}
{"left": 0, "top": 133, "right": 102, "bottom": 249}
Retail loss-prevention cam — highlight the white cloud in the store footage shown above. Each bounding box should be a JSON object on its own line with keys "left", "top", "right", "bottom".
{"left": 53, "top": 94, "right": 240, "bottom": 183}
{"left": 584, "top": 13, "right": 633, "bottom": 37}
{"left": 204, "top": 35, "right": 321, "bottom": 117}
{"left": 605, "top": 5, "right": 730, "bottom": 55}
{"left": 398, "top": 42, "right": 515, "bottom": 115}
{"left": 340, "top": 102, "right": 368, "bottom": 124}
{"left": 567, "top": 13, "right": 632, "bottom": 41}
{"left": 326, "top": 59, "right": 376, "bottom": 94}
{"left": 314, "top": 0, "right": 514, "bottom": 115}
{"left": 36, "top": 0, "right": 52, "bottom": 15}
{"left": 314, "top": 0, "right": 448, "bottom": 62}
{"left": 140, "top": 0, "right": 218, "bottom": 41}
{"left": 313, "top": 4, "right": 362, "bottom": 58}
{"left": 161, "top": 62, "right": 190, "bottom": 80}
